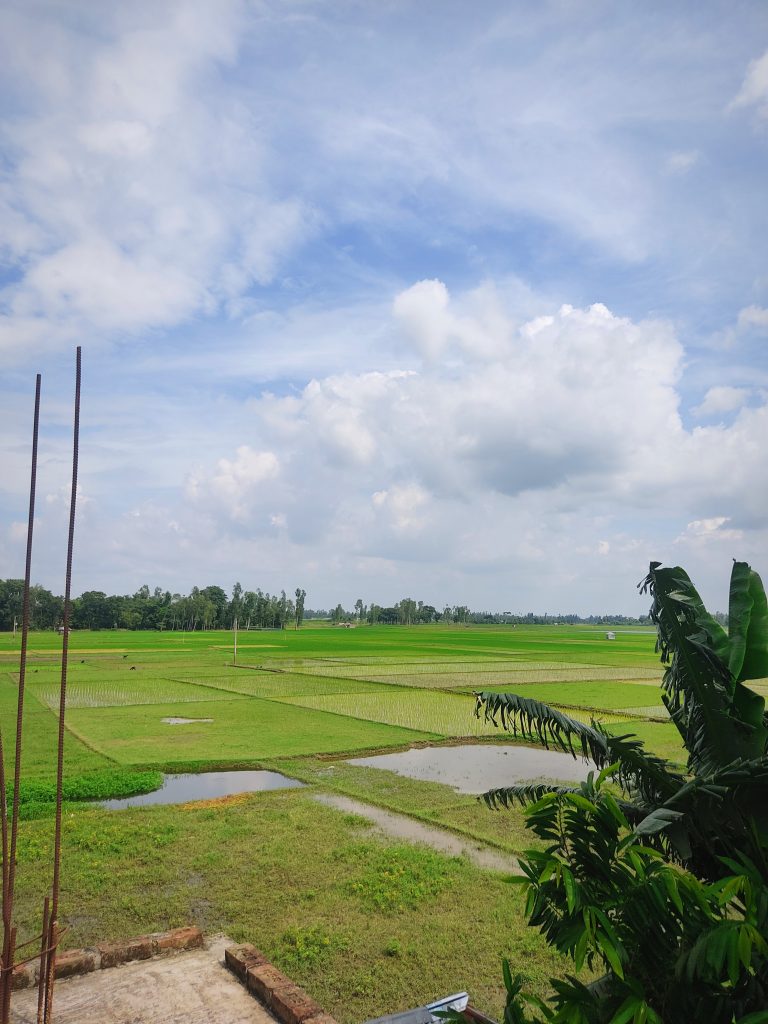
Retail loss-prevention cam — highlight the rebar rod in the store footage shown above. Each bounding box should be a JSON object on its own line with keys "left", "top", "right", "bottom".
{"left": 45, "top": 347, "right": 81, "bottom": 1020}
{"left": 36, "top": 898, "right": 49, "bottom": 1024}
{"left": 0, "top": 730, "right": 8, "bottom": 927}
{"left": 0, "top": 927, "right": 16, "bottom": 1024}
{"left": 1, "top": 374, "right": 41, "bottom": 1024}
{"left": 6, "top": 375, "right": 41, "bottom": 911}
{"left": 42, "top": 922, "right": 58, "bottom": 1024}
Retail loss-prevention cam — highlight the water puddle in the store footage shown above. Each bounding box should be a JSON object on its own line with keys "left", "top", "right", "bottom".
{"left": 102, "top": 770, "right": 304, "bottom": 809}
{"left": 348, "top": 743, "right": 593, "bottom": 793}
{"left": 161, "top": 717, "right": 214, "bottom": 725}
{"left": 313, "top": 793, "right": 519, "bottom": 873}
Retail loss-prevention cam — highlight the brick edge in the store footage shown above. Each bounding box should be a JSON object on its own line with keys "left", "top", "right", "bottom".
{"left": 11, "top": 925, "right": 203, "bottom": 990}
{"left": 225, "top": 944, "right": 339, "bottom": 1024}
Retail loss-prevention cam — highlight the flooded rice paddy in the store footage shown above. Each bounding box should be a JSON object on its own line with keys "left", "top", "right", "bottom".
{"left": 348, "top": 742, "right": 594, "bottom": 793}
{"left": 102, "top": 769, "right": 304, "bottom": 809}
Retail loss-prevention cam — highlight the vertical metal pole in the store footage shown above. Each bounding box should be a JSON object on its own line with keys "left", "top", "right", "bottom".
{"left": 1, "top": 374, "right": 41, "bottom": 1024}
{"left": 45, "top": 346, "right": 81, "bottom": 1018}
{"left": 0, "top": 730, "right": 8, "bottom": 935}
{"left": 36, "top": 897, "right": 49, "bottom": 1024}
{"left": 0, "top": 927, "right": 16, "bottom": 1024}
{"left": 233, "top": 617, "right": 238, "bottom": 664}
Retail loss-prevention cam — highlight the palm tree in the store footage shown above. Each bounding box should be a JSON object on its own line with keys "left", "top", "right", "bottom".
{"left": 474, "top": 562, "right": 768, "bottom": 1023}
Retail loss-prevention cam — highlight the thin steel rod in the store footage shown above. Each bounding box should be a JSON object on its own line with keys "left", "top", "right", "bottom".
{"left": 0, "top": 729, "right": 8, "bottom": 924}
{"left": 42, "top": 921, "right": 58, "bottom": 1024}
{"left": 36, "top": 898, "right": 49, "bottom": 1024}
{"left": 1, "top": 374, "right": 41, "bottom": 1024}
{"left": 0, "top": 732, "right": 6, "bottom": 1024}
{"left": 6, "top": 375, "right": 41, "bottom": 915}
{"left": 0, "top": 927, "right": 16, "bottom": 1024}
{"left": 46, "top": 346, "right": 81, "bottom": 1019}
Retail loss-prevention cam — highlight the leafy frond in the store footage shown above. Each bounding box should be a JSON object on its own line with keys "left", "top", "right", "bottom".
{"left": 482, "top": 782, "right": 580, "bottom": 810}
{"left": 640, "top": 562, "right": 768, "bottom": 770}
{"left": 474, "top": 692, "right": 685, "bottom": 808}
{"left": 474, "top": 690, "right": 611, "bottom": 761}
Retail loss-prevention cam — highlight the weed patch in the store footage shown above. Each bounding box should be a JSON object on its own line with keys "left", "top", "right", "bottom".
{"left": 338, "top": 841, "right": 456, "bottom": 912}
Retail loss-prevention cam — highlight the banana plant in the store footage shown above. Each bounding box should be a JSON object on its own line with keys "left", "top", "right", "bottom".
{"left": 475, "top": 562, "right": 768, "bottom": 1023}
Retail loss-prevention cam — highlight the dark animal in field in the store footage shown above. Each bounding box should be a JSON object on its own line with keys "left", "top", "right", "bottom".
{"left": 130, "top": 665, "right": 136, "bottom": 670}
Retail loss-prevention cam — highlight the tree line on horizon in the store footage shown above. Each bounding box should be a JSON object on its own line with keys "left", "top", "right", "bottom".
{"left": 0, "top": 578, "right": 670, "bottom": 632}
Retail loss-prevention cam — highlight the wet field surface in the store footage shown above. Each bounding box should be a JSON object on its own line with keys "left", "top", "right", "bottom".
{"left": 102, "top": 770, "right": 304, "bottom": 809}
{"left": 347, "top": 743, "right": 593, "bottom": 793}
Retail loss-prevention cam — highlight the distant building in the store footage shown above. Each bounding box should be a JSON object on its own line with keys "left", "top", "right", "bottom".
{"left": 606, "top": 631, "right": 616, "bottom": 640}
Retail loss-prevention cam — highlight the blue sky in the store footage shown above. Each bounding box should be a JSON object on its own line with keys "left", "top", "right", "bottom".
{"left": 1, "top": 0, "right": 767, "bottom": 614}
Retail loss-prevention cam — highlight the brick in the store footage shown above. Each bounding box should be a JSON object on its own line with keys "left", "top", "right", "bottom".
{"left": 271, "top": 984, "right": 323, "bottom": 1024}
{"left": 97, "top": 941, "right": 129, "bottom": 969}
{"left": 124, "top": 936, "right": 154, "bottom": 962}
{"left": 225, "top": 944, "right": 269, "bottom": 983}
{"left": 246, "top": 963, "right": 292, "bottom": 1004}
{"left": 154, "top": 926, "right": 203, "bottom": 953}
{"left": 10, "top": 962, "right": 32, "bottom": 991}
{"left": 54, "top": 948, "right": 98, "bottom": 979}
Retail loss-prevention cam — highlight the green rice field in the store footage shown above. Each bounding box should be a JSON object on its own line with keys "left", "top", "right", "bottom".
{"left": 1, "top": 623, "right": 698, "bottom": 1020}
{"left": 1, "top": 623, "right": 672, "bottom": 775}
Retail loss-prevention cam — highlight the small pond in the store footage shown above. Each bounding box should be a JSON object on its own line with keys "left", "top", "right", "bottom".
{"left": 102, "top": 770, "right": 304, "bottom": 810}
{"left": 347, "top": 743, "right": 594, "bottom": 794}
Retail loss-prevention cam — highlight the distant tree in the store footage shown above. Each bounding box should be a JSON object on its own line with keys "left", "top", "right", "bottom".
{"left": 295, "top": 588, "right": 306, "bottom": 629}
{"left": 354, "top": 598, "right": 365, "bottom": 622}
{"left": 229, "top": 582, "right": 244, "bottom": 627}
{"left": 201, "top": 585, "right": 228, "bottom": 627}
{"left": 366, "top": 603, "right": 381, "bottom": 624}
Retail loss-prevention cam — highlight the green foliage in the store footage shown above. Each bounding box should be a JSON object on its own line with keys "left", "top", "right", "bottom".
{"left": 476, "top": 562, "right": 768, "bottom": 1023}
{"left": 275, "top": 924, "right": 348, "bottom": 971}
{"left": 8, "top": 769, "right": 163, "bottom": 806}
{"left": 336, "top": 840, "right": 455, "bottom": 912}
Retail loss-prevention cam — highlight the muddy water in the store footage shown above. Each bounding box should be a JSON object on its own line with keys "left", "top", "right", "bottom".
{"left": 102, "top": 770, "right": 304, "bottom": 809}
{"left": 313, "top": 793, "right": 519, "bottom": 873}
{"left": 161, "top": 717, "right": 213, "bottom": 725}
{"left": 348, "top": 743, "right": 593, "bottom": 793}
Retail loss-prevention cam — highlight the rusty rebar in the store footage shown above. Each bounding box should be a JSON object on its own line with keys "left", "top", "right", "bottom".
{"left": 36, "top": 897, "right": 49, "bottom": 1024}
{"left": 1, "top": 373, "right": 41, "bottom": 1024}
{"left": 6, "top": 375, "right": 41, "bottom": 906}
{"left": 0, "top": 729, "right": 8, "bottom": 929}
{"left": 42, "top": 921, "right": 59, "bottom": 1024}
{"left": 45, "top": 346, "right": 81, "bottom": 1020}
{"left": 0, "top": 926, "right": 16, "bottom": 1024}
{"left": 0, "top": 731, "right": 7, "bottom": 1024}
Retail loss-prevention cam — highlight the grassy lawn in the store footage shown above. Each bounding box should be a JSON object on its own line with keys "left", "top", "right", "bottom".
{"left": 65, "top": 697, "right": 437, "bottom": 767}
{"left": 2, "top": 623, "right": 679, "bottom": 1019}
{"left": 11, "top": 789, "right": 568, "bottom": 1024}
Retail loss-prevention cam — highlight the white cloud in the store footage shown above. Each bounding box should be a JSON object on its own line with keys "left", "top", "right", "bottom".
{"left": 0, "top": 1, "right": 314, "bottom": 354}
{"left": 693, "top": 386, "right": 750, "bottom": 418}
{"left": 666, "top": 150, "right": 699, "bottom": 175}
{"left": 372, "top": 484, "right": 429, "bottom": 533}
{"left": 731, "top": 49, "right": 768, "bottom": 118}
{"left": 737, "top": 305, "right": 768, "bottom": 330}
{"left": 237, "top": 286, "right": 767, "bottom": 561}
{"left": 188, "top": 445, "right": 279, "bottom": 522}
{"left": 676, "top": 517, "right": 743, "bottom": 544}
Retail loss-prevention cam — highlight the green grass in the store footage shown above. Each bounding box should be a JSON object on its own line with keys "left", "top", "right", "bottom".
{"left": 10, "top": 788, "right": 569, "bottom": 1024}
{"left": 65, "top": 696, "right": 438, "bottom": 766}
{"left": 0, "top": 673, "right": 114, "bottom": 780}
{"left": 472, "top": 679, "right": 666, "bottom": 709}
{"left": 2, "top": 623, "right": 676, "bottom": 1019}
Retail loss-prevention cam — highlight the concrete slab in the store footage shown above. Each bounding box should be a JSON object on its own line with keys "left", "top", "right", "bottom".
{"left": 10, "top": 935, "right": 278, "bottom": 1024}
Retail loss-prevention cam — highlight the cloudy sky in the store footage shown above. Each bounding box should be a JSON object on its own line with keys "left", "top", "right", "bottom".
{"left": 1, "top": 0, "right": 767, "bottom": 615}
